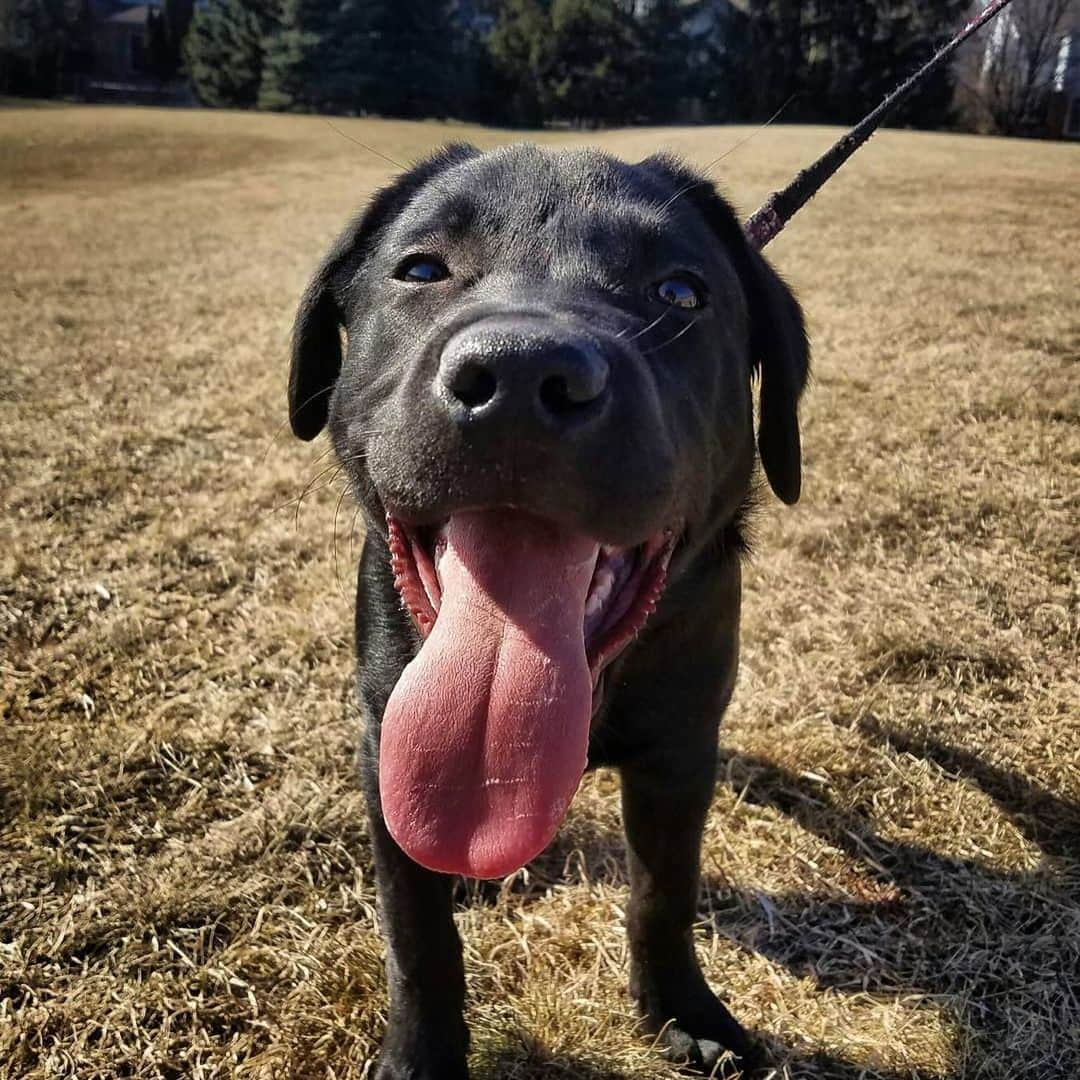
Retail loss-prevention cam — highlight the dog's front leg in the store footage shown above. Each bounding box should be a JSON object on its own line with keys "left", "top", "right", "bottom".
{"left": 356, "top": 539, "right": 469, "bottom": 1080}
{"left": 621, "top": 749, "right": 760, "bottom": 1077}
{"left": 362, "top": 756, "right": 469, "bottom": 1080}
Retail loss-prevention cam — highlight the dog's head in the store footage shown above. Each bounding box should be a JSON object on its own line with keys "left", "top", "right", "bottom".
{"left": 289, "top": 144, "right": 809, "bottom": 878}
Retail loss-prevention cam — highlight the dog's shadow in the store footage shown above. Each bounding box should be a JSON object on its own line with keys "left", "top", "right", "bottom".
{"left": 467, "top": 716, "right": 1077, "bottom": 1078}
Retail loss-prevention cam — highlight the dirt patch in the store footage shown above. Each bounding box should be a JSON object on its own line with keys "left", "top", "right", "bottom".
{"left": 0, "top": 122, "right": 288, "bottom": 198}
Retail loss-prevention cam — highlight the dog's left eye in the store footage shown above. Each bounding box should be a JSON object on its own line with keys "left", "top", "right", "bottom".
{"left": 396, "top": 257, "right": 449, "bottom": 284}
{"left": 654, "top": 276, "right": 704, "bottom": 309}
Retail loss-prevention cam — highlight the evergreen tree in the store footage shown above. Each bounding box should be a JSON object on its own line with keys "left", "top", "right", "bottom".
{"left": 743, "top": 1, "right": 971, "bottom": 126}
{"left": 259, "top": 0, "right": 456, "bottom": 116}
{"left": 257, "top": 0, "right": 331, "bottom": 111}
{"left": 450, "top": 2, "right": 511, "bottom": 125}
{"left": 890, "top": 2, "right": 978, "bottom": 127}
{"left": 487, "top": 0, "right": 552, "bottom": 125}
{"left": 488, "top": 0, "right": 650, "bottom": 126}
{"left": 638, "top": 0, "right": 690, "bottom": 116}
{"left": 742, "top": 0, "right": 809, "bottom": 119}
{"left": 184, "top": 0, "right": 277, "bottom": 107}
{"left": 311, "top": 0, "right": 379, "bottom": 112}
{"left": 165, "top": 0, "right": 194, "bottom": 71}
{"left": 0, "top": 0, "right": 90, "bottom": 96}
{"left": 637, "top": 0, "right": 747, "bottom": 123}
{"left": 348, "top": 0, "right": 456, "bottom": 118}
{"left": 812, "top": 2, "right": 971, "bottom": 126}
{"left": 546, "top": 0, "right": 648, "bottom": 124}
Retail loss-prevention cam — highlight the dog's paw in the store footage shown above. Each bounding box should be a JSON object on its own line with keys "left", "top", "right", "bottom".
{"left": 657, "top": 1021, "right": 763, "bottom": 1078}
{"left": 635, "top": 979, "right": 763, "bottom": 1078}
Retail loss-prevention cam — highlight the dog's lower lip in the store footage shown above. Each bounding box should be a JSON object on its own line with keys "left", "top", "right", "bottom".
{"left": 386, "top": 512, "right": 676, "bottom": 682}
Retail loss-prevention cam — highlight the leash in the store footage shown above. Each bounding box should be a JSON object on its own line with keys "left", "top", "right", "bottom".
{"left": 744, "top": 0, "right": 1017, "bottom": 249}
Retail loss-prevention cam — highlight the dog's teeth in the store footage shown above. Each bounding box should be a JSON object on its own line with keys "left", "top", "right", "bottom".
{"left": 586, "top": 566, "right": 617, "bottom": 621}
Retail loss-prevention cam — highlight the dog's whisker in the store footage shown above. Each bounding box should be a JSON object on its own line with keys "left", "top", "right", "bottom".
{"left": 307, "top": 443, "right": 338, "bottom": 471}
{"left": 262, "top": 450, "right": 368, "bottom": 533}
{"left": 641, "top": 317, "right": 701, "bottom": 356}
{"left": 323, "top": 117, "right": 408, "bottom": 170}
{"left": 264, "top": 468, "right": 340, "bottom": 522}
{"left": 261, "top": 455, "right": 342, "bottom": 522}
{"left": 347, "top": 505, "right": 364, "bottom": 564}
{"left": 651, "top": 100, "right": 796, "bottom": 223}
{"left": 331, "top": 482, "right": 356, "bottom": 603}
{"left": 655, "top": 178, "right": 711, "bottom": 218}
{"left": 298, "top": 459, "right": 348, "bottom": 497}
{"left": 700, "top": 94, "right": 799, "bottom": 179}
{"left": 271, "top": 452, "right": 361, "bottom": 526}
{"left": 294, "top": 465, "right": 346, "bottom": 532}
{"left": 621, "top": 307, "right": 671, "bottom": 344}
{"left": 258, "top": 385, "right": 334, "bottom": 467}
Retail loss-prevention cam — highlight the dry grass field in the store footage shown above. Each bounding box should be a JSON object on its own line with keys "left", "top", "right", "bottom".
{"left": 1, "top": 104, "right": 1077, "bottom": 1080}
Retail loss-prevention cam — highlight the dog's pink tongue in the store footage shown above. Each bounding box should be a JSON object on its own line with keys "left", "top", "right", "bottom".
{"left": 381, "top": 510, "right": 599, "bottom": 879}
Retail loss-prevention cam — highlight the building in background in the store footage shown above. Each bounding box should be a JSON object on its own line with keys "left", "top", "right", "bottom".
{"left": 1050, "top": 28, "right": 1080, "bottom": 136}
{"left": 0, "top": 0, "right": 192, "bottom": 101}
{"left": 90, "top": 0, "right": 154, "bottom": 83}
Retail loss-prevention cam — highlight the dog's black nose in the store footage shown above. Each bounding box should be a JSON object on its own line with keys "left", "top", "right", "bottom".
{"left": 439, "top": 321, "right": 610, "bottom": 427}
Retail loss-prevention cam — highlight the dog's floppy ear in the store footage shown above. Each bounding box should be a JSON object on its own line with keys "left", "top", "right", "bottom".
{"left": 637, "top": 155, "right": 811, "bottom": 504}
{"left": 736, "top": 242, "right": 810, "bottom": 504}
{"left": 289, "top": 143, "right": 481, "bottom": 440}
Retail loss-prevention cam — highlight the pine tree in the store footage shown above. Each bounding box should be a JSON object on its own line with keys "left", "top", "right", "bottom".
{"left": 816, "top": 2, "right": 971, "bottom": 126}
{"left": 257, "top": 0, "right": 331, "bottom": 111}
{"left": 636, "top": 0, "right": 747, "bottom": 123}
{"left": 742, "top": 0, "right": 808, "bottom": 119}
{"left": 259, "top": 0, "right": 456, "bottom": 116}
{"left": 743, "top": 1, "right": 971, "bottom": 126}
{"left": 546, "top": 0, "right": 648, "bottom": 124}
{"left": 310, "top": 0, "right": 377, "bottom": 112}
{"left": 487, "top": 0, "right": 552, "bottom": 125}
{"left": 184, "top": 0, "right": 277, "bottom": 107}
{"left": 488, "top": 0, "right": 650, "bottom": 126}
{"left": 345, "top": 0, "right": 457, "bottom": 118}
{"left": 0, "top": 0, "right": 89, "bottom": 96}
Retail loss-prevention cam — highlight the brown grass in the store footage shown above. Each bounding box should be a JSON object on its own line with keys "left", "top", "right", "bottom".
{"left": 1, "top": 105, "right": 1077, "bottom": 1080}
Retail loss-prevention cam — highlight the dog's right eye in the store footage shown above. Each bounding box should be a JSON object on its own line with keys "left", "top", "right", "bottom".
{"left": 395, "top": 256, "right": 449, "bottom": 284}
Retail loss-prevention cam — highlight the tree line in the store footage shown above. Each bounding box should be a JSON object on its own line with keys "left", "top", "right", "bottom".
{"left": 2, "top": 0, "right": 1076, "bottom": 136}
{"left": 184, "top": 0, "right": 976, "bottom": 127}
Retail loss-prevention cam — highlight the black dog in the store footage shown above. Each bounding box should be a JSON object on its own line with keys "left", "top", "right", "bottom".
{"left": 288, "top": 143, "right": 809, "bottom": 1078}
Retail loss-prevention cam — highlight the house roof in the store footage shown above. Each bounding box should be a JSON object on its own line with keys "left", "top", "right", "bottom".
{"left": 104, "top": 3, "right": 155, "bottom": 24}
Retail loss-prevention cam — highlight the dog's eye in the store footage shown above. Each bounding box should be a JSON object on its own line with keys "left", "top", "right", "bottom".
{"left": 396, "top": 257, "right": 449, "bottom": 284}
{"left": 655, "top": 276, "right": 704, "bottom": 309}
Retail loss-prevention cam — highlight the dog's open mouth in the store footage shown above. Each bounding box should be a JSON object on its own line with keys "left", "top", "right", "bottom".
{"left": 388, "top": 513, "right": 675, "bottom": 679}
{"left": 380, "top": 509, "right": 675, "bottom": 880}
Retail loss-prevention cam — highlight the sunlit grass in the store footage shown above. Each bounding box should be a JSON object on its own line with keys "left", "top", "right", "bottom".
{"left": 1, "top": 105, "right": 1077, "bottom": 1079}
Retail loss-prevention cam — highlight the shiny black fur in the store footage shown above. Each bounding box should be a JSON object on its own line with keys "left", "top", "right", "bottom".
{"left": 288, "top": 144, "right": 810, "bottom": 1078}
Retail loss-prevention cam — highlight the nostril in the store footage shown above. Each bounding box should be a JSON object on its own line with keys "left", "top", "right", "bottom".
{"left": 539, "top": 375, "right": 575, "bottom": 416}
{"left": 449, "top": 362, "right": 497, "bottom": 409}
{"left": 538, "top": 346, "right": 609, "bottom": 417}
